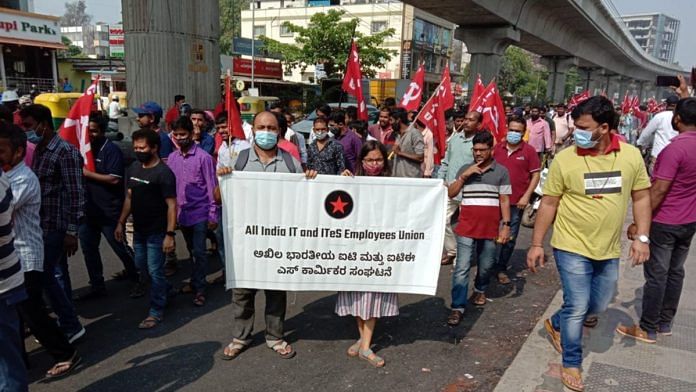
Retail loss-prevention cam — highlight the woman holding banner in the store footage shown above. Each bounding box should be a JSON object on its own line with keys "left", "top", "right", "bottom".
{"left": 336, "top": 141, "right": 399, "bottom": 368}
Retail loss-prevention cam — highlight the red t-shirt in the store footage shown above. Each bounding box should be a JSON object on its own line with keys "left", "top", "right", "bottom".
{"left": 493, "top": 142, "right": 541, "bottom": 205}
{"left": 278, "top": 139, "right": 301, "bottom": 161}
{"left": 164, "top": 106, "right": 179, "bottom": 129}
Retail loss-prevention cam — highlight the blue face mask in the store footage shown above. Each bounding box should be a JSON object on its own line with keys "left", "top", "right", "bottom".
{"left": 254, "top": 131, "right": 278, "bottom": 150}
{"left": 25, "top": 130, "right": 43, "bottom": 144}
{"left": 573, "top": 128, "right": 598, "bottom": 149}
{"left": 506, "top": 131, "right": 522, "bottom": 145}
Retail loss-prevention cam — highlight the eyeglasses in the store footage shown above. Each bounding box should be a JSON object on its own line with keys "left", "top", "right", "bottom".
{"left": 363, "top": 158, "right": 384, "bottom": 164}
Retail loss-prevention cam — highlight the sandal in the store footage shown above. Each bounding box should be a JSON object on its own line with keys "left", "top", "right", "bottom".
{"left": 270, "top": 340, "right": 296, "bottom": 359}
{"left": 447, "top": 310, "right": 463, "bottom": 326}
{"left": 179, "top": 283, "right": 193, "bottom": 294}
{"left": 347, "top": 340, "right": 361, "bottom": 357}
{"left": 193, "top": 292, "right": 206, "bottom": 307}
{"left": 138, "top": 316, "right": 161, "bottom": 329}
{"left": 358, "top": 348, "right": 385, "bottom": 368}
{"left": 211, "top": 273, "right": 225, "bottom": 284}
{"left": 544, "top": 319, "right": 562, "bottom": 353}
{"left": 221, "top": 341, "right": 247, "bottom": 361}
{"left": 561, "top": 367, "right": 584, "bottom": 392}
{"left": 497, "top": 272, "right": 511, "bottom": 285}
{"left": 45, "top": 351, "right": 82, "bottom": 379}
{"left": 472, "top": 292, "right": 487, "bottom": 306}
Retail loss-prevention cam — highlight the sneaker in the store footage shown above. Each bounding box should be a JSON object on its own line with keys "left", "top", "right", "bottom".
{"left": 616, "top": 324, "right": 656, "bottom": 343}
{"left": 129, "top": 282, "right": 147, "bottom": 299}
{"left": 658, "top": 323, "right": 672, "bottom": 336}
{"left": 66, "top": 326, "right": 86, "bottom": 344}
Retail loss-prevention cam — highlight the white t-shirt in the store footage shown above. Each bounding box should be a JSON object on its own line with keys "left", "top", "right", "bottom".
{"left": 108, "top": 101, "right": 121, "bottom": 119}
{"left": 217, "top": 139, "right": 251, "bottom": 170}
{"left": 637, "top": 111, "right": 678, "bottom": 158}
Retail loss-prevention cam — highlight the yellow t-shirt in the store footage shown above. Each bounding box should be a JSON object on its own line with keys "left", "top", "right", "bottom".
{"left": 543, "top": 141, "right": 650, "bottom": 260}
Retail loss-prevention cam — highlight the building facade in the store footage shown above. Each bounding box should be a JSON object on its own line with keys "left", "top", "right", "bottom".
{"left": 622, "top": 13, "right": 680, "bottom": 64}
{"left": 0, "top": 6, "right": 61, "bottom": 93}
{"left": 239, "top": 0, "right": 459, "bottom": 84}
{"left": 61, "top": 23, "right": 111, "bottom": 58}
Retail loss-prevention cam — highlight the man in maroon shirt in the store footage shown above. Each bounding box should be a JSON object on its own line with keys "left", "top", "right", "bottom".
{"left": 368, "top": 107, "right": 393, "bottom": 143}
{"left": 164, "top": 95, "right": 185, "bottom": 131}
{"left": 493, "top": 116, "right": 541, "bottom": 284}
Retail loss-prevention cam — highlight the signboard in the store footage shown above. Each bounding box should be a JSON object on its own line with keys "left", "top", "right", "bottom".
{"left": 400, "top": 41, "right": 412, "bottom": 79}
{"left": 109, "top": 24, "right": 124, "bottom": 59}
{"left": 232, "top": 37, "right": 282, "bottom": 59}
{"left": 232, "top": 57, "right": 283, "bottom": 80}
{"left": 0, "top": 9, "right": 61, "bottom": 47}
{"left": 221, "top": 172, "right": 446, "bottom": 295}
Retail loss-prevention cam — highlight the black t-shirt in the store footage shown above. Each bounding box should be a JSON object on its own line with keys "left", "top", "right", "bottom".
{"left": 126, "top": 161, "right": 176, "bottom": 235}
{"left": 86, "top": 140, "right": 125, "bottom": 223}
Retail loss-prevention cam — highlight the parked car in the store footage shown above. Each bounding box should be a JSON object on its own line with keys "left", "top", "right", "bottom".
{"left": 292, "top": 102, "right": 379, "bottom": 137}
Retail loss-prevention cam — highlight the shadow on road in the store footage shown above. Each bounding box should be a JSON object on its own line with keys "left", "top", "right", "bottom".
{"left": 76, "top": 342, "right": 220, "bottom": 392}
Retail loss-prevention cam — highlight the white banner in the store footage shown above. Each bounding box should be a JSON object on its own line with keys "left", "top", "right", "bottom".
{"left": 220, "top": 172, "right": 447, "bottom": 295}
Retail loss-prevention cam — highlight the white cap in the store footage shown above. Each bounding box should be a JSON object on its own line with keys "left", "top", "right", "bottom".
{"left": 1, "top": 90, "right": 19, "bottom": 102}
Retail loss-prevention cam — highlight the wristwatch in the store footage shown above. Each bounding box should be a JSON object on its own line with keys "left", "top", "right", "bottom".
{"left": 502, "top": 221, "right": 511, "bottom": 227}
{"left": 166, "top": 231, "right": 177, "bottom": 238}
{"left": 638, "top": 235, "right": 650, "bottom": 244}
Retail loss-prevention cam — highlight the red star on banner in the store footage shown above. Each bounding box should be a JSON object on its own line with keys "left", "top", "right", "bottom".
{"left": 330, "top": 196, "right": 350, "bottom": 214}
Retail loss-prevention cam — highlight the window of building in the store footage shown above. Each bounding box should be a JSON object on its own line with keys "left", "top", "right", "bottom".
{"left": 371, "top": 21, "right": 388, "bottom": 34}
{"left": 253, "top": 25, "right": 266, "bottom": 38}
{"left": 280, "top": 24, "right": 293, "bottom": 37}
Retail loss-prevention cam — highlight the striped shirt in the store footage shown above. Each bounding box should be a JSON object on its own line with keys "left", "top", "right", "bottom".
{"left": 454, "top": 161, "right": 512, "bottom": 239}
{"left": 0, "top": 170, "right": 22, "bottom": 296}
{"left": 6, "top": 162, "right": 43, "bottom": 272}
{"left": 32, "top": 134, "right": 85, "bottom": 233}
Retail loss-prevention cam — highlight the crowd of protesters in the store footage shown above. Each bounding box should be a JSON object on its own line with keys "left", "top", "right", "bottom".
{"left": 0, "top": 73, "right": 694, "bottom": 392}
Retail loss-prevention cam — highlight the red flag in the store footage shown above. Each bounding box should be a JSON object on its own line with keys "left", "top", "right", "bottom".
{"left": 415, "top": 93, "right": 444, "bottom": 159}
{"left": 647, "top": 97, "right": 659, "bottom": 114}
{"left": 342, "top": 40, "right": 368, "bottom": 120}
{"left": 58, "top": 77, "right": 99, "bottom": 171}
{"left": 620, "top": 93, "right": 631, "bottom": 114}
{"left": 469, "top": 74, "right": 485, "bottom": 108}
{"left": 471, "top": 82, "right": 507, "bottom": 142}
{"left": 438, "top": 66, "right": 454, "bottom": 110}
{"left": 225, "top": 76, "right": 246, "bottom": 140}
{"left": 630, "top": 95, "right": 640, "bottom": 111}
{"left": 398, "top": 64, "right": 424, "bottom": 111}
{"left": 568, "top": 90, "right": 590, "bottom": 111}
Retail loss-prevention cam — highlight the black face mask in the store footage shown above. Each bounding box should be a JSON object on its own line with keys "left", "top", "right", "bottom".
{"left": 329, "top": 127, "right": 341, "bottom": 136}
{"left": 135, "top": 152, "right": 153, "bottom": 163}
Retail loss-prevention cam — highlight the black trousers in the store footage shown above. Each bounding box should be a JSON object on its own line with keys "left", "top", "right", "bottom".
{"left": 640, "top": 221, "right": 696, "bottom": 332}
{"left": 18, "top": 271, "right": 75, "bottom": 362}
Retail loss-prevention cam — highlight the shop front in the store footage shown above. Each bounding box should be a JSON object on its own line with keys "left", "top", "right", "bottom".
{"left": 0, "top": 7, "right": 62, "bottom": 94}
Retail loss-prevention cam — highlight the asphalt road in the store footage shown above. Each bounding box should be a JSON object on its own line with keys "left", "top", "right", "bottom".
{"left": 26, "top": 226, "right": 559, "bottom": 392}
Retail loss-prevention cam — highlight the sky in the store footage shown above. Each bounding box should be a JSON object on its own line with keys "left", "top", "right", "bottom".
{"left": 33, "top": 0, "right": 694, "bottom": 67}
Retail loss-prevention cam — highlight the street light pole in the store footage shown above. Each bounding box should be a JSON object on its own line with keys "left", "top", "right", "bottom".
{"left": 251, "top": 0, "right": 255, "bottom": 89}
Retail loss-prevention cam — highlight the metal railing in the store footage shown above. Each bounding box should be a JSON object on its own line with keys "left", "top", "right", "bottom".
{"left": 2, "top": 77, "right": 56, "bottom": 94}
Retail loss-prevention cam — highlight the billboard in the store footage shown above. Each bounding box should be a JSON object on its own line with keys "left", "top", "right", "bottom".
{"left": 109, "top": 25, "right": 124, "bottom": 58}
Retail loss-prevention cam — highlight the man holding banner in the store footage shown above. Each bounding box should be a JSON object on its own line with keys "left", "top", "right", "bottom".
{"left": 218, "top": 111, "right": 317, "bottom": 361}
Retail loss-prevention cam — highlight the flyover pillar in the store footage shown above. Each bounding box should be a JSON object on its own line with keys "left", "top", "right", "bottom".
{"left": 456, "top": 26, "right": 520, "bottom": 98}
{"left": 541, "top": 56, "right": 578, "bottom": 103}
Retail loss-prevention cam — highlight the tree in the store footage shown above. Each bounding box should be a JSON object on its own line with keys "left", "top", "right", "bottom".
{"left": 61, "top": 0, "right": 91, "bottom": 26}
{"left": 219, "top": 0, "right": 250, "bottom": 55}
{"left": 260, "top": 9, "right": 396, "bottom": 79}
{"left": 60, "top": 36, "right": 83, "bottom": 58}
{"left": 498, "top": 46, "right": 547, "bottom": 104}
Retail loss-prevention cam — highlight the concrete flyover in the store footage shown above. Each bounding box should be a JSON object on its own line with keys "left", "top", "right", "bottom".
{"left": 401, "top": 0, "right": 686, "bottom": 102}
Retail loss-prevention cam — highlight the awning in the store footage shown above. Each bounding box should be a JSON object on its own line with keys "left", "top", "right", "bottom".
{"left": 0, "top": 37, "right": 65, "bottom": 50}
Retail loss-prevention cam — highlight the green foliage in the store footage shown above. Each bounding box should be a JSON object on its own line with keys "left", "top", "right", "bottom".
{"left": 564, "top": 67, "right": 581, "bottom": 99}
{"left": 498, "top": 46, "right": 547, "bottom": 104}
{"left": 219, "top": 0, "right": 250, "bottom": 55}
{"left": 260, "top": 9, "right": 397, "bottom": 79}
{"left": 60, "top": 36, "right": 83, "bottom": 58}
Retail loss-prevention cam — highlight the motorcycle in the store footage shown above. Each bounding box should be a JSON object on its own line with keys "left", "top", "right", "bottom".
{"left": 521, "top": 168, "right": 548, "bottom": 228}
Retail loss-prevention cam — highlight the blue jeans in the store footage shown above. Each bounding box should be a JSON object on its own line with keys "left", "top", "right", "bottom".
{"left": 451, "top": 235, "right": 497, "bottom": 311}
{"left": 551, "top": 249, "right": 619, "bottom": 368}
{"left": 181, "top": 221, "right": 209, "bottom": 294}
{"left": 79, "top": 220, "right": 138, "bottom": 291}
{"left": 496, "top": 206, "right": 523, "bottom": 272}
{"left": 43, "top": 230, "right": 82, "bottom": 334}
{"left": 133, "top": 232, "right": 168, "bottom": 319}
{"left": 0, "top": 297, "right": 28, "bottom": 392}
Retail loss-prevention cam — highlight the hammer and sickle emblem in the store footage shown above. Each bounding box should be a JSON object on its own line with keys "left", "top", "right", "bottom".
{"left": 400, "top": 82, "right": 421, "bottom": 106}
